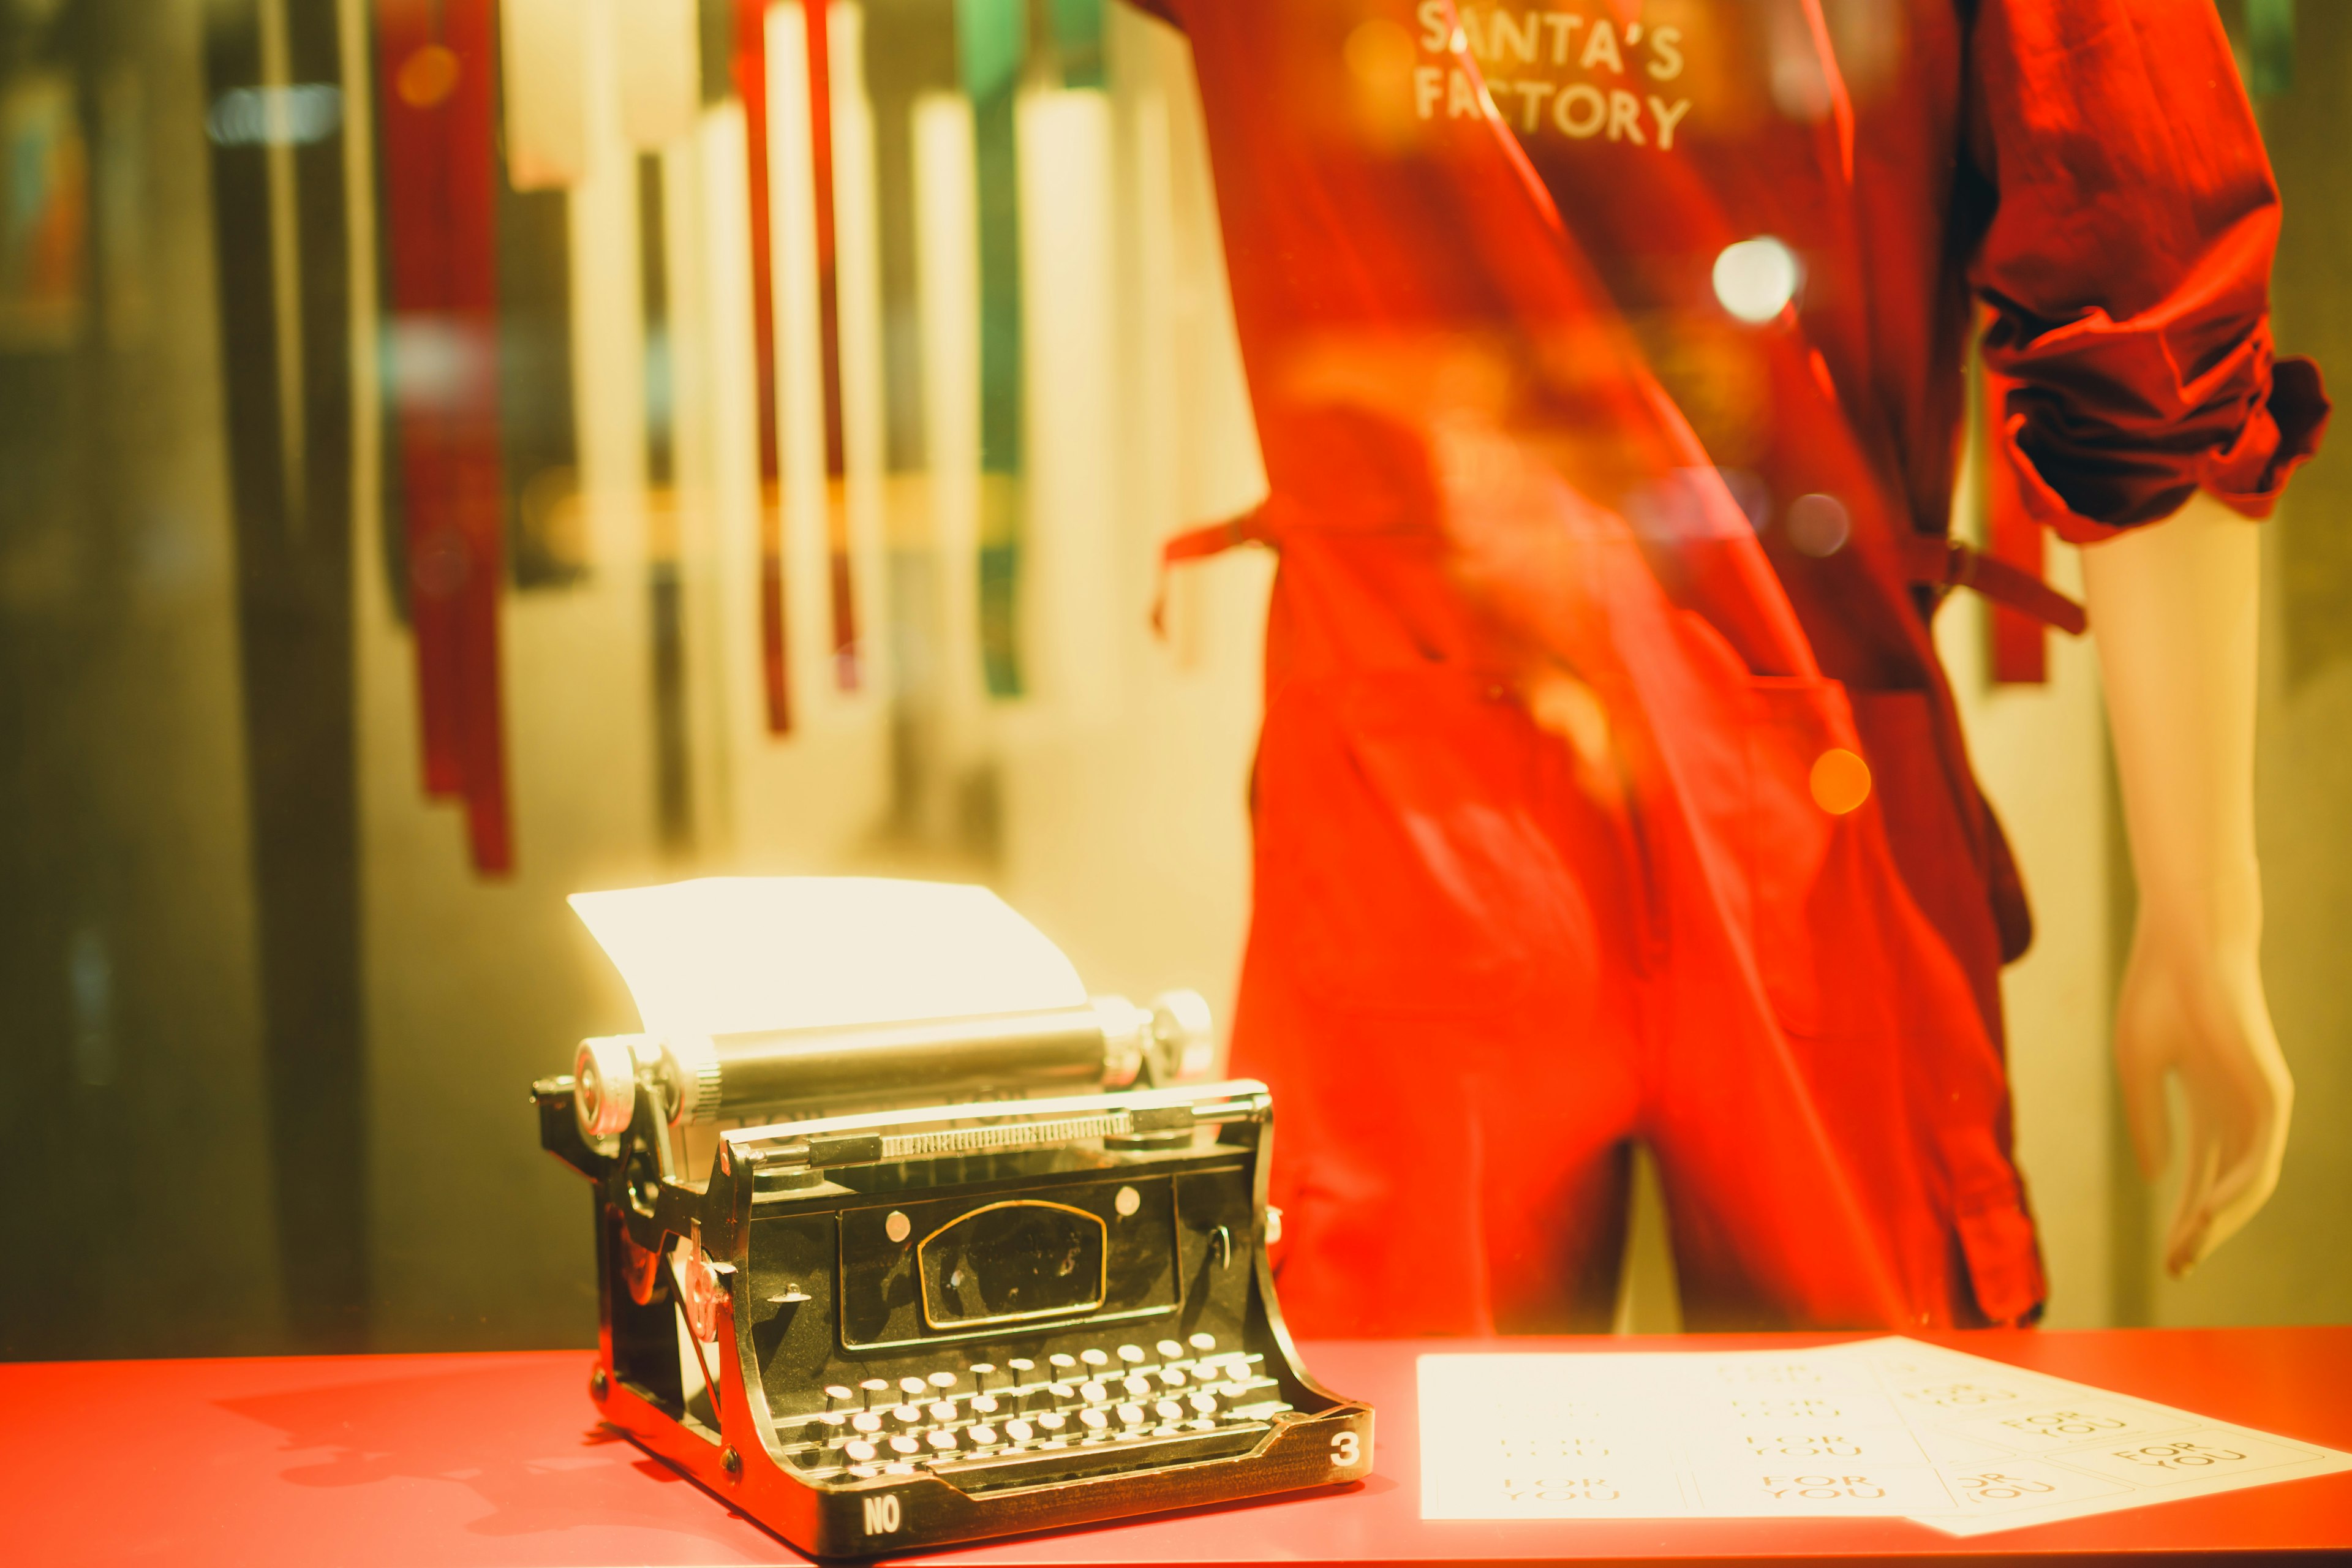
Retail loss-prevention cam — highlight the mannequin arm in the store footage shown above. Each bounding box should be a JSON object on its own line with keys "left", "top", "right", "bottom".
{"left": 2081, "top": 493, "right": 2293, "bottom": 1276}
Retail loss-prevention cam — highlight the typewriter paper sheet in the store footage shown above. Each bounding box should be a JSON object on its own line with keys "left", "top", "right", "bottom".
{"left": 1418, "top": 1336, "right": 2350, "bottom": 1536}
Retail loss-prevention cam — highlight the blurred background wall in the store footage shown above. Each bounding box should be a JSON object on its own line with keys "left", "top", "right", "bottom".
{"left": 1, "top": 0, "right": 2344, "bottom": 1360}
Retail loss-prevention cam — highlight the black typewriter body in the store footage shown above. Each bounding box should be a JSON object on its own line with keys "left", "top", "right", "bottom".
{"left": 535, "top": 1066, "right": 1371, "bottom": 1557}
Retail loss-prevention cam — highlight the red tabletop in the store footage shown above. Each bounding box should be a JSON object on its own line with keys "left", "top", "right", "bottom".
{"left": 10, "top": 1330, "right": 2350, "bottom": 1566}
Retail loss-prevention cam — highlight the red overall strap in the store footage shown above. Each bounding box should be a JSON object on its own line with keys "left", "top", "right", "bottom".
{"left": 803, "top": 1, "right": 861, "bottom": 690}
{"left": 376, "top": 0, "right": 511, "bottom": 873}
{"left": 1896, "top": 531, "right": 2089, "bottom": 638}
{"left": 734, "top": 0, "right": 791, "bottom": 733}
{"left": 1149, "top": 505, "right": 1274, "bottom": 637}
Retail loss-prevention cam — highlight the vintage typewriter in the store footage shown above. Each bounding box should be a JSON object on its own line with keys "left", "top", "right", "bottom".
{"left": 532, "top": 879, "right": 1371, "bottom": 1557}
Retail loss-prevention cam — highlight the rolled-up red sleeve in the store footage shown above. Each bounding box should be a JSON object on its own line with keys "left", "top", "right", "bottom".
{"left": 1966, "top": 1, "right": 2328, "bottom": 543}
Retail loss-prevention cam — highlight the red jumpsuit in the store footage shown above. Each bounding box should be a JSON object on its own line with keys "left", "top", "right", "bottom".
{"left": 1140, "top": 0, "right": 2326, "bottom": 1333}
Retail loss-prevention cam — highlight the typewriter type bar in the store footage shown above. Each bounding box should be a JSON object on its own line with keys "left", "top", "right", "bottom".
{"left": 533, "top": 998, "right": 1370, "bottom": 1558}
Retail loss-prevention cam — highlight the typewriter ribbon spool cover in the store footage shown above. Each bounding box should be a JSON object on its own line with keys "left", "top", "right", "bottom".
{"left": 533, "top": 877, "right": 1373, "bottom": 1556}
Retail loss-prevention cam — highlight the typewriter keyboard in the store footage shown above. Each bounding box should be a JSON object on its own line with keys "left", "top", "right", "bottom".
{"left": 774, "top": 1334, "right": 1294, "bottom": 1482}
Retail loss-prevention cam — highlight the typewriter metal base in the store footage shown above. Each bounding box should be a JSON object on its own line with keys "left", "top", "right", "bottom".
{"left": 597, "top": 1318, "right": 1371, "bottom": 1556}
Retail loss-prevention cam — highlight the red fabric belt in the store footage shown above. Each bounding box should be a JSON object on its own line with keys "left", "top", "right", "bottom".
{"left": 1153, "top": 504, "right": 2087, "bottom": 641}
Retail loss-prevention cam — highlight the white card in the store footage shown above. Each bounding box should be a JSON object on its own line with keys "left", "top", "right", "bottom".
{"left": 1416, "top": 1339, "right": 2351, "bottom": 1535}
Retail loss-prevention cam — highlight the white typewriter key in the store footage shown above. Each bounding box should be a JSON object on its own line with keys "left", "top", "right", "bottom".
{"left": 851, "top": 1411, "right": 883, "bottom": 1433}
{"left": 816, "top": 1411, "right": 846, "bottom": 1428}
{"left": 849, "top": 1463, "right": 881, "bottom": 1478}
{"left": 1188, "top": 1392, "right": 1218, "bottom": 1415}
{"left": 1117, "top": 1344, "right": 1146, "bottom": 1364}
{"left": 928, "top": 1370, "right": 959, "bottom": 1390}
{"left": 970, "top": 1394, "right": 999, "bottom": 1414}
{"left": 1047, "top": 1381, "right": 1076, "bottom": 1401}
{"left": 926, "top": 1430, "right": 957, "bottom": 1451}
{"left": 1121, "top": 1374, "right": 1152, "bottom": 1398}
{"left": 1158, "top": 1367, "right": 1188, "bottom": 1387}
{"left": 1003, "top": 1419, "right": 1035, "bottom": 1442}
{"left": 889, "top": 1434, "right": 921, "bottom": 1455}
{"left": 968, "top": 1424, "right": 998, "bottom": 1446}
{"left": 1188, "top": 1418, "right": 1218, "bottom": 1432}
{"left": 1158, "top": 1339, "right": 1186, "bottom": 1359}
{"left": 1037, "top": 1411, "right": 1068, "bottom": 1431}
{"left": 1079, "top": 1408, "right": 1110, "bottom": 1430}
{"left": 967, "top": 1362, "right": 996, "bottom": 1391}
{"left": 1080, "top": 1380, "right": 1108, "bottom": 1403}
{"left": 1188, "top": 1332, "right": 1216, "bottom": 1351}
{"left": 860, "top": 1377, "right": 891, "bottom": 1405}
{"left": 824, "top": 1384, "right": 854, "bottom": 1407}
{"left": 1049, "top": 1353, "right": 1078, "bottom": 1371}
{"left": 928, "top": 1401, "right": 957, "bottom": 1423}
{"left": 1006, "top": 1357, "right": 1035, "bottom": 1376}
{"left": 845, "top": 1440, "right": 878, "bottom": 1463}
{"left": 900, "top": 1376, "right": 929, "bottom": 1396}
{"left": 1155, "top": 1400, "right": 1185, "bottom": 1422}
{"left": 1117, "top": 1403, "right": 1147, "bottom": 1426}
{"left": 893, "top": 1404, "right": 924, "bottom": 1424}
{"left": 886, "top": 1461, "right": 918, "bottom": 1476}
{"left": 1080, "top": 1348, "right": 1110, "bottom": 1367}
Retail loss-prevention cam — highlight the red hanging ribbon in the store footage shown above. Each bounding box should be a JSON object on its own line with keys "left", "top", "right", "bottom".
{"left": 375, "top": 0, "right": 512, "bottom": 872}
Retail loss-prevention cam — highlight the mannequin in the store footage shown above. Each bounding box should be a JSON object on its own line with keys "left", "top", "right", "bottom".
{"left": 2087, "top": 495, "right": 2293, "bottom": 1276}
{"left": 1129, "top": 0, "right": 2326, "bottom": 1333}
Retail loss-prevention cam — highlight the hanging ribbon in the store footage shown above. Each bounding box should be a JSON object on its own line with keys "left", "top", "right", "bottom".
{"left": 804, "top": 1, "right": 861, "bottom": 689}
{"left": 735, "top": 0, "right": 793, "bottom": 732}
{"left": 375, "top": 0, "right": 511, "bottom": 872}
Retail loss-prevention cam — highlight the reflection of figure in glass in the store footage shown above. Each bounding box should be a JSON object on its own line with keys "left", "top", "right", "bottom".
{"left": 1136, "top": 0, "right": 2324, "bottom": 1332}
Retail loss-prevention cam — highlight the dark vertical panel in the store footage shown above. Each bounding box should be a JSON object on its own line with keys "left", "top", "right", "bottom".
{"left": 960, "top": 0, "right": 1025, "bottom": 698}
{"left": 641, "top": 152, "right": 693, "bottom": 852}
{"left": 202, "top": 0, "right": 366, "bottom": 1351}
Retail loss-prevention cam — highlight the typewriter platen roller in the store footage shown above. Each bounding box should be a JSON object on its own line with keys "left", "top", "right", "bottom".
{"left": 532, "top": 880, "right": 1371, "bottom": 1557}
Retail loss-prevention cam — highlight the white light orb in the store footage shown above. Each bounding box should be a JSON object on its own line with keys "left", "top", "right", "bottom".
{"left": 1713, "top": 236, "right": 1801, "bottom": 324}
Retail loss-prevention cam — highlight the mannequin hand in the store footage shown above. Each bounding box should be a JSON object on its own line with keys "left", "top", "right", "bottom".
{"left": 2112, "top": 915, "right": 2293, "bottom": 1277}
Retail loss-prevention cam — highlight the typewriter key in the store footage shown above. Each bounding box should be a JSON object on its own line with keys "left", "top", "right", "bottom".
{"left": 1003, "top": 1419, "right": 1034, "bottom": 1442}
{"left": 1157, "top": 1339, "right": 1186, "bottom": 1360}
{"left": 925, "top": 1430, "right": 957, "bottom": 1451}
{"left": 852, "top": 1412, "right": 883, "bottom": 1433}
{"left": 1122, "top": 1376, "right": 1152, "bottom": 1399}
{"left": 1047, "top": 1381, "right": 1076, "bottom": 1401}
{"left": 1080, "top": 1348, "right": 1110, "bottom": 1367}
{"left": 824, "top": 1385, "right": 854, "bottom": 1408}
{"left": 1080, "top": 1380, "right": 1109, "bottom": 1403}
{"left": 1049, "top": 1353, "right": 1078, "bottom": 1371}
{"left": 816, "top": 1411, "right": 846, "bottom": 1428}
{"left": 860, "top": 1378, "right": 891, "bottom": 1407}
{"left": 1117, "top": 1403, "right": 1147, "bottom": 1426}
{"left": 893, "top": 1404, "right": 924, "bottom": 1424}
{"left": 1118, "top": 1344, "right": 1146, "bottom": 1364}
{"left": 1189, "top": 1392, "right": 1218, "bottom": 1415}
{"left": 885, "top": 1461, "right": 918, "bottom": 1476}
{"left": 967, "top": 1362, "right": 996, "bottom": 1392}
{"left": 1005, "top": 1357, "right": 1035, "bottom": 1376}
{"left": 968, "top": 1424, "right": 998, "bottom": 1446}
{"left": 1155, "top": 1400, "right": 1185, "bottom": 1422}
{"left": 1079, "top": 1408, "right": 1110, "bottom": 1430}
{"left": 970, "top": 1394, "right": 999, "bottom": 1414}
{"left": 900, "top": 1376, "right": 929, "bottom": 1396}
{"left": 1188, "top": 1332, "right": 1216, "bottom": 1351}
{"left": 848, "top": 1463, "right": 881, "bottom": 1479}
{"left": 1158, "top": 1367, "right": 1188, "bottom": 1387}
{"left": 927, "top": 1370, "right": 959, "bottom": 1390}
{"left": 845, "top": 1440, "right": 878, "bottom": 1463}
{"left": 889, "top": 1434, "right": 921, "bottom": 1455}
{"left": 1037, "top": 1411, "right": 1068, "bottom": 1431}
{"left": 928, "top": 1401, "right": 956, "bottom": 1423}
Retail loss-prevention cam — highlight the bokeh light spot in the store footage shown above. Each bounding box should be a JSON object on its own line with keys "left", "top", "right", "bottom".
{"left": 1712, "top": 236, "right": 1800, "bottom": 324}
{"left": 1785, "top": 492, "right": 1850, "bottom": 557}
{"left": 398, "top": 45, "right": 461, "bottom": 110}
{"left": 1810, "top": 748, "right": 1872, "bottom": 815}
